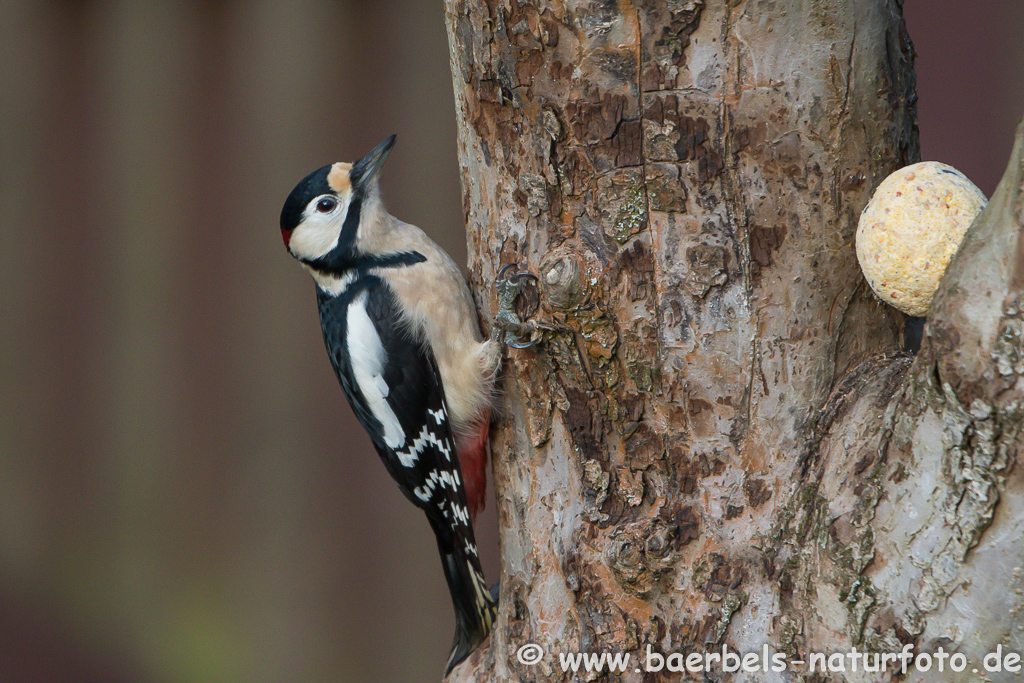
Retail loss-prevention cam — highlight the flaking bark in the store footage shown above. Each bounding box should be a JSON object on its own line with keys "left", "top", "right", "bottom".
{"left": 442, "top": 1, "right": 1022, "bottom": 681}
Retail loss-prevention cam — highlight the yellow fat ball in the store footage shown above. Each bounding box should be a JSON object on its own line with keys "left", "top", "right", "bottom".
{"left": 856, "top": 161, "right": 987, "bottom": 316}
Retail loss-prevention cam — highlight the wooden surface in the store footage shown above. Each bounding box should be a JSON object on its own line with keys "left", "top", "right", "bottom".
{"left": 443, "top": 1, "right": 1022, "bottom": 681}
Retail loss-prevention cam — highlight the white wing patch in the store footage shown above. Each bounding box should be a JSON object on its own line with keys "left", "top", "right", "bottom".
{"left": 347, "top": 293, "right": 406, "bottom": 449}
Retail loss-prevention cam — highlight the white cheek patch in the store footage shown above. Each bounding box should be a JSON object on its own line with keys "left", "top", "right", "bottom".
{"left": 347, "top": 294, "right": 405, "bottom": 449}
{"left": 288, "top": 197, "right": 350, "bottom": 260}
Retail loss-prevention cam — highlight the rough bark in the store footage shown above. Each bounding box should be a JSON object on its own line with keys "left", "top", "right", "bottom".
{"left": 443, "top": 1, "right": 1022, "bottom": 681}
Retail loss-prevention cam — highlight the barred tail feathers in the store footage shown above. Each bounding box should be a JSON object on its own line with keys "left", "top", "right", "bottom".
{"left": 430, "top": 515, "right": 496, "bottom": 675}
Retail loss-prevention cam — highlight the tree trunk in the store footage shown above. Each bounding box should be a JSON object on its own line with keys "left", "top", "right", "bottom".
{"left": 443, "top": 1, "right": 1022, "bottom": 681}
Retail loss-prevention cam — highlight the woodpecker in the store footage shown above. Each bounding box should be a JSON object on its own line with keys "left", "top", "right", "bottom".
{"left": 280, "top": 135, "right": 500, "bottom": 673}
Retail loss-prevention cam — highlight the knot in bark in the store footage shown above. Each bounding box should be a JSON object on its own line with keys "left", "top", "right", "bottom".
{"left": 606, "top": 518, "right": 687, "bottom": 596}
{"left": 541, "top": 248, "right": 589, "bottom": 310}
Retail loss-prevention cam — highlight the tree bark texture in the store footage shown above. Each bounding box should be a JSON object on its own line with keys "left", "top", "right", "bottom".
{"left": 444, "top": 1, "right": 1022, "bottom": 681}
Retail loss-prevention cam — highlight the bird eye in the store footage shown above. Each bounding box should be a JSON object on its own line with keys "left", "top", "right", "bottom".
{"left": 316, "top": 197, "right": 337, "bottom": 213}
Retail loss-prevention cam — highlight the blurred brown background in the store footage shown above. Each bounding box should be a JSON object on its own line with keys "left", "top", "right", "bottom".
{"left": 1, "top": 1, "right": 1021, "bottom": 682}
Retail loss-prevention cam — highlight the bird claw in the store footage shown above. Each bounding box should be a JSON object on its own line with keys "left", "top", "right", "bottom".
{"left": 505, "top": 335, "right": 537, "bottom": 350}
{"left": 494, "top": 264, "right": 539, "bottom": 348}
{"left": 497, "top": 263, "right": 539, "bottom": 285}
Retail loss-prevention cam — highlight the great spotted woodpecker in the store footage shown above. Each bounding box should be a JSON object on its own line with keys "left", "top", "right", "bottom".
{"left": 280, "top": 135, "right": 501, "bottom": 673}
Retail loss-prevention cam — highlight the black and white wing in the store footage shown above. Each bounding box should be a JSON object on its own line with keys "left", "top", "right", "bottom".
{"left": 317, "top": 280, "right": 495, "bottom": 672}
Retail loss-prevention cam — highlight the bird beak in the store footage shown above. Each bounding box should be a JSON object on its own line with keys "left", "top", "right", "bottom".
{"left": 351, "top": 134, "right": 396, "bottom": 191}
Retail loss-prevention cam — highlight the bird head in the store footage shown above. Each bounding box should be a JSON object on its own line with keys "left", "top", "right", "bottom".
{"left": 279, "top": 134, "right": 396, "bottom": 271}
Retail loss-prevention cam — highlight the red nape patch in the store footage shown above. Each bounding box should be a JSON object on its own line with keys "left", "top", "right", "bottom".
{"left": 281, "top": 228, "right": 291, "bottom": 248}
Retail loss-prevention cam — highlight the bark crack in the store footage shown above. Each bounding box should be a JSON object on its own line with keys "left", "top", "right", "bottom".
{"left": 719, "top": 2, "right": 757, "bottom": 448}
{"left": 839, "top": 24, "right": 856, "bottom": 124}
{"left": 634, "top": 4, "right": 666, "bottom": 380}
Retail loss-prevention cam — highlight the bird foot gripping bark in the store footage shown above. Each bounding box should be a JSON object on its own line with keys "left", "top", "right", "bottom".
{"left": 493, "top": 263, "right": 539, "bottom": 348}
